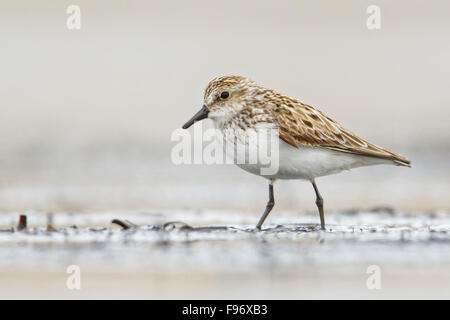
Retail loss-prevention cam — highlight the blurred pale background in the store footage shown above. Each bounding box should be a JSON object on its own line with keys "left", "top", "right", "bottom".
{"left": 1, "top": 0, "right": 450, "bottom": 301}
{"left": 0, "top": 0, "right": 449, "bottom": 212}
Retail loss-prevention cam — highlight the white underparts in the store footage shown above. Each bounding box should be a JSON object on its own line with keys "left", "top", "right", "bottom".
{"left": 211, "top": 120, "right": 394, "bottom": 180}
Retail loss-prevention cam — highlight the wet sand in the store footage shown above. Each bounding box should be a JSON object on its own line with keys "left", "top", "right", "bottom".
{"left": 1, "top": 209, "right": 449, "bottom": 299}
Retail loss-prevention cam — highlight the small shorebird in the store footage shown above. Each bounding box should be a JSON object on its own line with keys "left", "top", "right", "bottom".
{"left": 182, "top": 76, "right": 411, "bottom": 230}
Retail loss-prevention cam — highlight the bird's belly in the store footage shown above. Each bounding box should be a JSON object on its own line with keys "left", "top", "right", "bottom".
{"left": 274, "top": 140, "right": 388, "bottom": 180}
{"left": 230, "top": 137, "right": 359, "bottom": 180}
{"left": 216, "top": 126, "right": 388, "bottom": 180}
{"left": 235, "top": 139, "right": 389, "bottom": 180}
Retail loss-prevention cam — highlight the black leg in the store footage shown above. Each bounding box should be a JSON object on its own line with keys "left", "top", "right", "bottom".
{"left": 311, "top": 179, "right": 325, "bottom": 230}
{"left": 256, "top": 180, "right": 275, "bottom": 230}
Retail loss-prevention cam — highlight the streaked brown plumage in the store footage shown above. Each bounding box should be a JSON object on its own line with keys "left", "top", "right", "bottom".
{"left": 272, "top": 93, "right": 411, "bottom": 167}
{"left": 203, "top": 75, "right": 410, "bottom": 167}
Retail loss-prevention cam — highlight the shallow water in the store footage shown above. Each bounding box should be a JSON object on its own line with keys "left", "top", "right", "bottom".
{"left": 0, "top": 209, "right": 449, "bottom": 299}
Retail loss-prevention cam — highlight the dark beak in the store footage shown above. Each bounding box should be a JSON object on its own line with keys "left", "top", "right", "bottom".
{"left": 182, "top": 105, "right": 210, "bottom": 129}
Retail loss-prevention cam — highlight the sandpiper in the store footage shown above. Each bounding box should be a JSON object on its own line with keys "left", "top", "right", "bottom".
{"left": 182, "top": 76, "right": 411, "bottom": 230}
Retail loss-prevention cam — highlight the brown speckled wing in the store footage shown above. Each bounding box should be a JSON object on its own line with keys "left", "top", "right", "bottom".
{"left": 273, "top": 96, "right": 411, "bottom": 167}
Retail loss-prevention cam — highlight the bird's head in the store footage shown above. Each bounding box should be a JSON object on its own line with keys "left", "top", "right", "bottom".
{"left": 182, "top": 75, "right": 259, "bottom": 129}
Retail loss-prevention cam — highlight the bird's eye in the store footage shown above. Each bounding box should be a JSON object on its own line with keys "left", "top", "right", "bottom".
{"left": 220, "top": 91, "right": 230, "bottom": 99}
